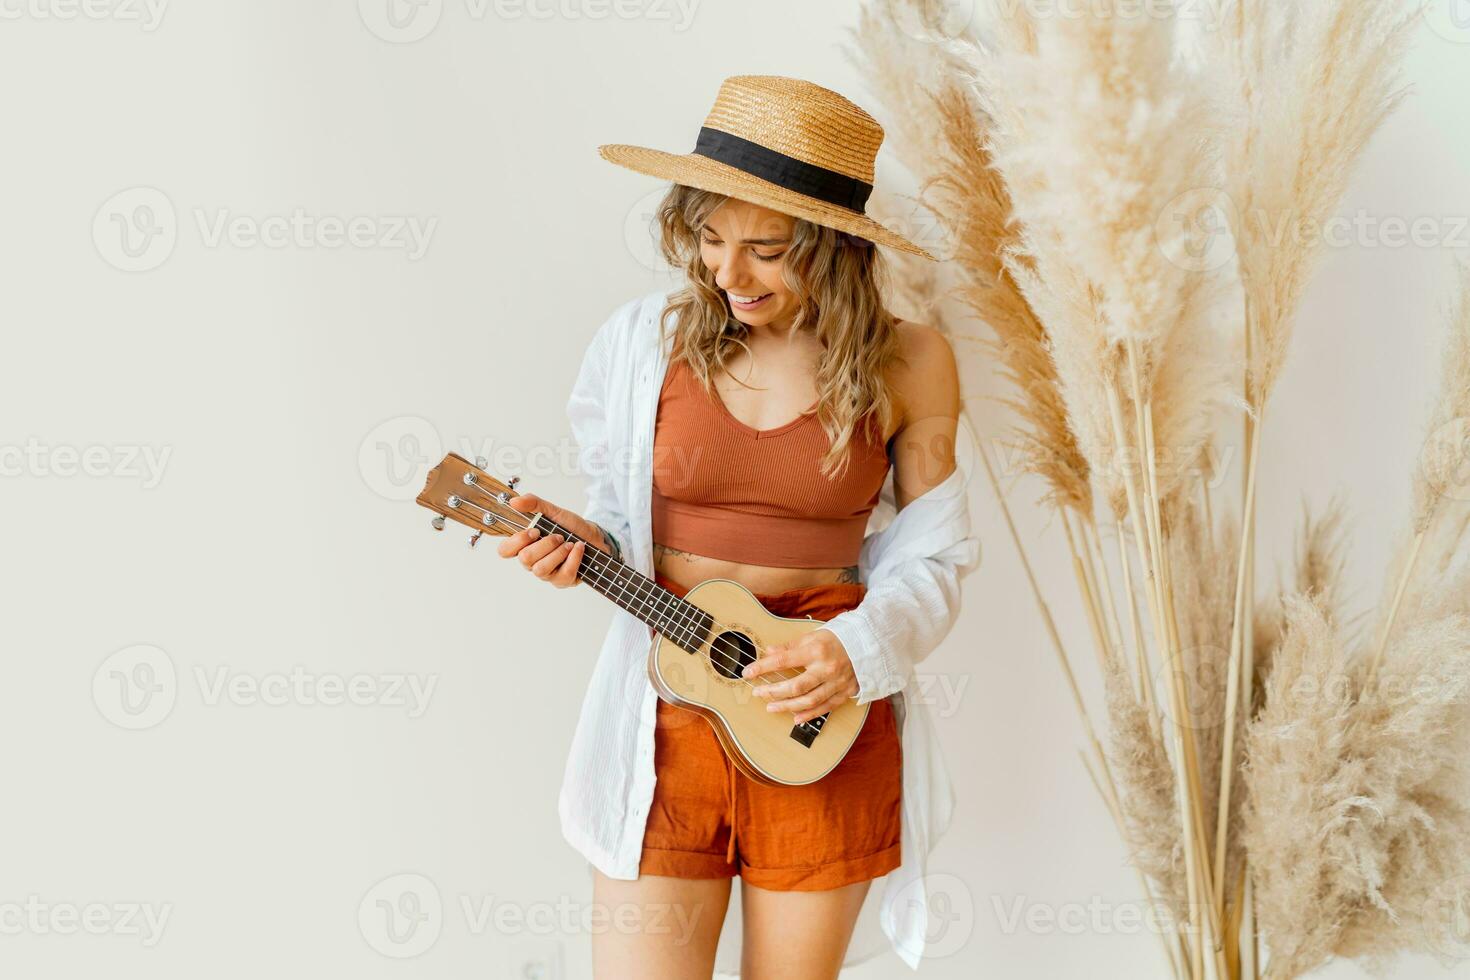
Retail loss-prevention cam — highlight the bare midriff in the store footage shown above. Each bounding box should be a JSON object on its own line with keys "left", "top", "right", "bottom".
{"left": 652, "top": 544, "right": 858, "bottom": 596}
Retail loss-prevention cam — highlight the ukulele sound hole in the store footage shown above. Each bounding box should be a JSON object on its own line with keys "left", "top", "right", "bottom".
{"left": 708, "top": 630, "right": 757, "bottom": 680}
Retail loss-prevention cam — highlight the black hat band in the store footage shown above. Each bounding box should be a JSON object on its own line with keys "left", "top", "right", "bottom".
{"left": 691, "top": 126, "right": 873, "bottom": 214}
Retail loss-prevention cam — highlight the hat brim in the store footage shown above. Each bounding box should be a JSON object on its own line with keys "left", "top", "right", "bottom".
{"left": 598, "top": 143, "right": 937, "bottom": 261}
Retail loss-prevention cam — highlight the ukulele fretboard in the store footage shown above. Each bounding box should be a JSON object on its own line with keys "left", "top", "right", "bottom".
{"left": 529, "top": 515, "right": 714, "bottom": 653}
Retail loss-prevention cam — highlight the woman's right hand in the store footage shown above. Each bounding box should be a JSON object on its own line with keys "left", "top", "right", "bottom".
{"left": 496, "top": 493, "right": 607, "bottom": 589}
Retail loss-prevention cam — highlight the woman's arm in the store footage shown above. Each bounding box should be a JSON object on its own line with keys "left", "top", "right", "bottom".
{"left": 814, "top": 324, "right": 981, "bottom": 704}
{"left": 889, "top": 322, "right": 964, "bottom": 508}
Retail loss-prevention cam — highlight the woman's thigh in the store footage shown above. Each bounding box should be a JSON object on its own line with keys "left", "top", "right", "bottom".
{"left": 740, "top": 877, "right": 873, "bottom": 980}
{"left": 591, "top": 869, "right": 732, "bottom": 980}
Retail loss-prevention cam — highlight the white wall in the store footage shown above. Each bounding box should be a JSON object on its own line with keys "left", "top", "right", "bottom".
{"left": 2, "top": 1, "right": 1467, "bottom": 977}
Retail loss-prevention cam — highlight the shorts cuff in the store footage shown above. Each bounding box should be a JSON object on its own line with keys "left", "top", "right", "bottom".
{"left": 739, "top": 840, "right": 901, "bottom": 892}
{"left": 638, "top": 846, "right": 739, "bottom": 880}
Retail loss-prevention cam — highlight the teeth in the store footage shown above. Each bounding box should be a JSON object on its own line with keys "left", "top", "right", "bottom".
{"left": 731, "top": 293, "right": 767, "bottom": 304}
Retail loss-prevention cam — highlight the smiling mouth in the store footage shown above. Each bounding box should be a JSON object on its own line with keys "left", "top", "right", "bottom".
{"left": 729, "top": 292, "right": 771, "bottom": 304}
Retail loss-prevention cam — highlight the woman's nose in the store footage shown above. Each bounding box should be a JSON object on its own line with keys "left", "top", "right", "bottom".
{"left": 715, "top": 250, "right": 750, "bottom": 289}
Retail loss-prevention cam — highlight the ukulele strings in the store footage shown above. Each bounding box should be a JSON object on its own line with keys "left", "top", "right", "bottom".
{"left": 493, "top": 508, "right": 815, "bottom": 682}
{"left": 566, "top": 526, "right": 820, "bottom": 707}
{"left": 478, "top": 504, "right": 837, "bottom": 729}
{"left": 567, "top": 542, "right": 835, "bottom": 736}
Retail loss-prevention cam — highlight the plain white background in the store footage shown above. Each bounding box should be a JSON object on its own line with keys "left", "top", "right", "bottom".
{"left": 2, "top": 1, "right": 1468, "bottom": 976}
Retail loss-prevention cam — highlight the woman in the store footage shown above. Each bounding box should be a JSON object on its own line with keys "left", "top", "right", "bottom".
{"left": 497, "top": 76, "right": 979, "bottom": 978}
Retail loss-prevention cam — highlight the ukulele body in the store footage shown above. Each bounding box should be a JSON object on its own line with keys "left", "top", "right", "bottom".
{"left": 646, "top": 577, "right": 871, "bottom": 787}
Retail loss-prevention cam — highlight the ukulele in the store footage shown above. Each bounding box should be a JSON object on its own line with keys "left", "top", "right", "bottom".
{"left": 415, "top": 452, "right": 870, "bottom": 787}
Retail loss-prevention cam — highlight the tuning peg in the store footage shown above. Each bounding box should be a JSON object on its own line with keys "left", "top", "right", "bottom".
{"left": 469, "top": 530, "right": 484, "bottom": 549}
{"left": 431, "top": 515, "right": 446, "bottom": 531}
{"left": 474, "top": 456, "right": 488, "bottom": 469}
{"left": 507, "top": 475, "right": 520, "bottom": 490}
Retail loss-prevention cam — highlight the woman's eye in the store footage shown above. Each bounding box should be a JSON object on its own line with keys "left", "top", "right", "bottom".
{"left": 700, "top": 237, "right": 781, "bottom": 262}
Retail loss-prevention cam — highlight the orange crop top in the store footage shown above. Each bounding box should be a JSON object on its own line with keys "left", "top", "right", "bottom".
{"left": 650, "top": 352, "right": 892, "bottom": 569}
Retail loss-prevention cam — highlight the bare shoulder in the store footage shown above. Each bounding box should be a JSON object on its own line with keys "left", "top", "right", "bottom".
{"left": 889, "top": 319, "right": 961, "bottom": 433}
{"left": 887, "top": 319, "right": 961, "bottom": 507}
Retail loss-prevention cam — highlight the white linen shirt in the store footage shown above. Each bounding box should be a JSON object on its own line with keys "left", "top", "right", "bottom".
{"left": 557, "top": 287, "right": 982, "bottom": 973}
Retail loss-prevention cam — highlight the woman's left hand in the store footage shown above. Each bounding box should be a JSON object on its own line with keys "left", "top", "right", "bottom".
{"left": 741, "top": 632, "right": 858, "bottom": 724}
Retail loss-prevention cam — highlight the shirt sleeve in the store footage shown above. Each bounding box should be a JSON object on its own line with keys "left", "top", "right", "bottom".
{"left": 814, "top": 464, "right": 982, "bottom": 704}
{"left": 565, "top": 301, "right": 635, "bottom": 559}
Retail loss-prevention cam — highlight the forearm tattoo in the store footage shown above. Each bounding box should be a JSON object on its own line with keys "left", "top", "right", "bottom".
{"left": 592, "top": 522, "right": 624, "bottom": 563}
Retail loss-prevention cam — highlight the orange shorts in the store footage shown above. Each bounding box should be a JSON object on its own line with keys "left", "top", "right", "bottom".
{"left": 637, "top": 570, "right": 903, "bottom": 891}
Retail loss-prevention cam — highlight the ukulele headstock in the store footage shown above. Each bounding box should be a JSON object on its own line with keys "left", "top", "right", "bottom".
{"left": 415, "top": 453, "right": 537, "bottom": 543}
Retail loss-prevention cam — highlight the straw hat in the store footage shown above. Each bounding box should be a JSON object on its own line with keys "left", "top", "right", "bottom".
{"left": 598, "top": 74, "right": 936, "bottom": 261}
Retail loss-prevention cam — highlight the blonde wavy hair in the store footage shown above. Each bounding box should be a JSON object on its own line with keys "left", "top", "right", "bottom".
{"left": 652, "top": 183, "right": 907, "bottom": 481}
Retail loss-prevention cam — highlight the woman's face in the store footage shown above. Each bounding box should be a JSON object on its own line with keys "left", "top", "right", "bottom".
{"left": 698, "top": 198, "right": 797, "bottom": 332}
